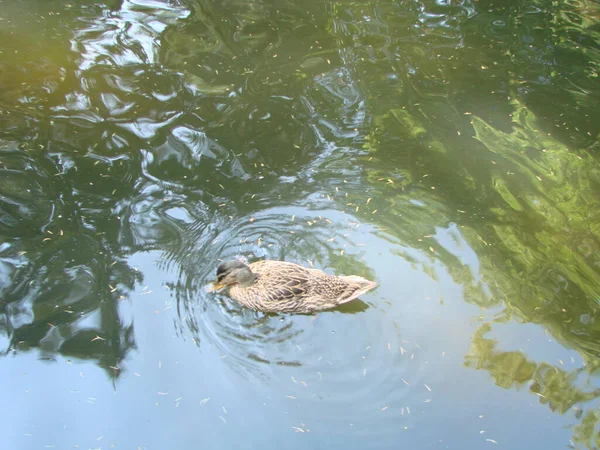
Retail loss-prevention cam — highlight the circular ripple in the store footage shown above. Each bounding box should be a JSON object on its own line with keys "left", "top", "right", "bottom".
{"left": 167, "top": 205, "right": 379, "bottom": 379}
{"left": 164, "top": 204, "right": 433, "bottom": 438}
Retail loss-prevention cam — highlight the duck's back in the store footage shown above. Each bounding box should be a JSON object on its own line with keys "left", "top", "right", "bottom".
{"left": 228, "top": 260, "right": 375, "bottom": 313}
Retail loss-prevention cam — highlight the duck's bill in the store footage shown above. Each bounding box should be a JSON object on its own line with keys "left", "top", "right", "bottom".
{"left": 204, "top": 282, "right": 225, "bottom": 293}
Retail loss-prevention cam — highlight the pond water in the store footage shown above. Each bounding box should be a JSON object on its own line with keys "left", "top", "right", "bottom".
{"left": 1, "top": 0, "right": 600, "bottom": 448}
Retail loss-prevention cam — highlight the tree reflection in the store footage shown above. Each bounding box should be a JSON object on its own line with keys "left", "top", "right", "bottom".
{"left": 0, "top": 141, "right": 141, "bottom": 380}
{"left": 323, "top": 0, "right": 600, "bottom": 445}
{"left": 466, "top": 323, "right": 600, "bottom": 448}
{"left": 0, "top": 0, "right": 599, "bottom": 438}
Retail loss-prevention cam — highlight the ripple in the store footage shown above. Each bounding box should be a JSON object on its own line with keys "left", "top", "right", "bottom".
{"left": 74, "top": 0, "right": 190, "bottom": 71}
{"left": 161, "top": 201, "right": 426, "bottom": 433}
{"left": 0, "top": 146, "right": 56, "bottom": 237}
{"left": 166, "top": 205, "right": 378, "bottom": 378}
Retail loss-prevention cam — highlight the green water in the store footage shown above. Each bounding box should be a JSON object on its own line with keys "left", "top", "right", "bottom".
{"left": 1, "top": 0, "right": 600, "bottom": 448}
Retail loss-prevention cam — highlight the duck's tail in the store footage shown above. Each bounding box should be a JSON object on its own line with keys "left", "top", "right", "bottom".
{"left": 338, "top": 276, "right": 377, "bottom": 304}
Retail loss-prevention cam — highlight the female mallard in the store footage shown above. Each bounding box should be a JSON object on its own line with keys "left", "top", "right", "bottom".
{"left": 209, "top": 259, "right": 376, "bottom": 313}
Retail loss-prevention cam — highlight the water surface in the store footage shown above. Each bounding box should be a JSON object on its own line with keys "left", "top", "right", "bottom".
{"left": 1, "top": 0, "right": 600, "bottom": 448}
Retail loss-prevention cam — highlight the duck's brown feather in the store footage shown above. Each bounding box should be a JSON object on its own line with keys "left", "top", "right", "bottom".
{"left": 228, "top": 260, "right": 376, "bottom": 313}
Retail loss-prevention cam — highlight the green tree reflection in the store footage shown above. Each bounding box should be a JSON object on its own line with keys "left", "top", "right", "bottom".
{"left": 324, "top": 0, "right": 600, "bottom": 446}
{"left": 466, "top": 323, "right": 600, "bottom": 448}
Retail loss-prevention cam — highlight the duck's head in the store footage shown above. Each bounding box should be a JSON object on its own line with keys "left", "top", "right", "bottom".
{"left": 210, "top": 260, "right": 256, "bottom": 291}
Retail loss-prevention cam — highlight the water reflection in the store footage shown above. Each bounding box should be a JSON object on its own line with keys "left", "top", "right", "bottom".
{"left": 1, "top": 0, "right": 600, "bottom": 447}
{"left": 466, "top": 322, "right": 600, "bottom": 448}
{"left": 0, "top": 141, "right": 139, "bottom": 377}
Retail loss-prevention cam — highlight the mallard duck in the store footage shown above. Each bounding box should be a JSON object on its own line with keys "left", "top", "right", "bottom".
{"left": 208, "top": 259, "right": 376, "bottom": 313}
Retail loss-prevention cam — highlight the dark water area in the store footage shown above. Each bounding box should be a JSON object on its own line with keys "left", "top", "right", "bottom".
{"left": 1, "top": 0, "right": 600, "bottom": 448}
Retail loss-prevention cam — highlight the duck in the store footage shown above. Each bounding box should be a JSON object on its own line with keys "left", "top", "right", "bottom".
{"left": 208, "top": 259, "right": 376, "bottom": 314}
